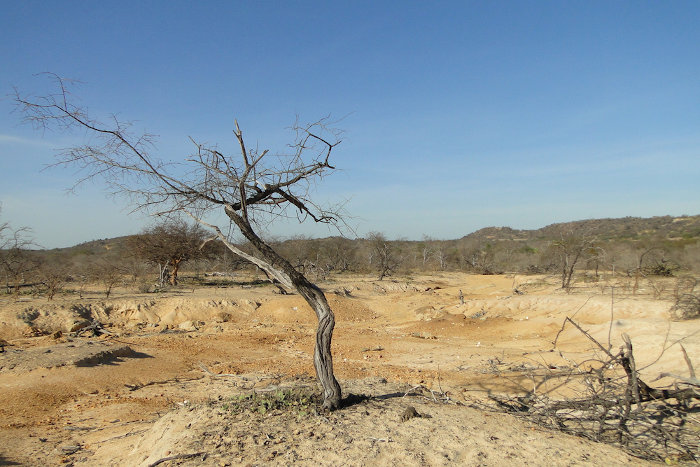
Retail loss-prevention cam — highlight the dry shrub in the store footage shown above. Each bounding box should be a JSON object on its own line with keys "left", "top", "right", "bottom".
{"left": 670, "top": 294, "right": 700, "bottom": 320}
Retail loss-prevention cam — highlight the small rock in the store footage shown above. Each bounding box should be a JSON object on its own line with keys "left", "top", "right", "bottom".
{"left": 401, "top": 406, "right": 419, "bottom": 422}
{"left": 61, "top": 445, "right": 81, "bottom": 454}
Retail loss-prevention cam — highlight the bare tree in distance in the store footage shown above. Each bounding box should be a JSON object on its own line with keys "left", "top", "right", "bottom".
{"left": 38, "top": 262, "right": 69, "bottom": 300}
{"left": 90, "top": 261, "right": 123, "bottom": 299}
{"left": 552, "top": 227, "right": 600, "bottom": 290}
{"left": 0, "top": 208, "right": 38, "bottom": 294}
{"left": 128, "top": 220, "right": 211, "bottom": 286}
{"left": 367, "top": 232, "right": 398, "bottom": 280}
{"left": 420, "top": 236, "right": 434, "bottom": 269}
{"left": 461, "top": 241, "right": 496, "bottom": 275}
{"left": 323, "top": 236, "right": 356, "bottom": 273}
{"left": 15, "top": 74, "right": 345, "bottom": 409}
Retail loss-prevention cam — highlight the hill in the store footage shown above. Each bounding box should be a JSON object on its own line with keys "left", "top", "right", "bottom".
{"left": 462, "top": 215, "right": 700, "bottom": 243}
{"left": 9, "top": 214, "right": 699, "bottom": 286}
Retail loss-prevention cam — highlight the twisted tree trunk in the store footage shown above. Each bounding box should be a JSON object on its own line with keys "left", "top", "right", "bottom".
{"left": 225, "top": 206, "right": 342, "bottom": 410}
{"left": 290, "top": 275, "right": 342, "bottom": 410}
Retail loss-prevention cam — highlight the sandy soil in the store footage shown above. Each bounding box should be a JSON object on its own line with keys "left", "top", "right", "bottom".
{"left": 0, "top": 272, "right": 697, "bottom": 466}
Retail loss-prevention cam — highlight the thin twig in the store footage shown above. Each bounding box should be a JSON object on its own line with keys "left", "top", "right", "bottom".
{"left": 148, "top": 452, "right": 205, "bottom": 467}
{"left": 680, "top": 344, "right": 696, "bottom": 379}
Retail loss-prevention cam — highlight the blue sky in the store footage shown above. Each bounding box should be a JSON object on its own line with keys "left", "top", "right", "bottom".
{"left": 1, "top": 1, "right": 699, "bottom": 248}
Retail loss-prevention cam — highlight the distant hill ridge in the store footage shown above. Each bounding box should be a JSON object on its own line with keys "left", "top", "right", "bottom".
{"left": 462, "top": 215, "right": 700, "bottom": 243}
{"left": 45, "top": 214, "right": 700, "bottom": 252}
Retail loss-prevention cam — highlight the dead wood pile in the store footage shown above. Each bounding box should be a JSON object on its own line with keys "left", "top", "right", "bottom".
{"left": 491, "top": 317, "right": 699, "bottom": 463}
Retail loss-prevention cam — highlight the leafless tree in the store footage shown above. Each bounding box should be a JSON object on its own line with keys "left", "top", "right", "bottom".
{"left": 431, "top": 240, "right": 449, "bottom": 270}
{"left": 90, "top": 261, "right": 123, "bottom": 298}
{"left": 14, "top": 74, "right": 344, "bottom": 409}
{"left": 38, "top": 262, "right": 70, "bottom": 300}
{"left": 367, "top": 232, "right": 398, "bottom": 280}
{"left": 630, "top": 243, "right": 671, "bottom": 293}
{"left": 0, "top": 210, "right": 38, "bottom": 294}
{"left": 419, "top": 236, "right": 434, "bottom": 269}
{"left": 323, "top": 236, "right": 356, "bottom": 273}
{"left": 552, "top": 228, "right": 600, "bottom": 289}
{"left": 128, "top": 220, "right": 211, "bottom": 286}
{"left": 460, "top": 241, "right": 496, "bottom": 275}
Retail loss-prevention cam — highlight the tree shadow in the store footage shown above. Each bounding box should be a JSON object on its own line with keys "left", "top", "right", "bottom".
{"left": 74, "top": 349, "right": 152, "bottom": 367}
{"left": 340, "top": 389, "right": 423, "bottom": 409}
{"left": 0, "top": 455, "right": 21, "bottom": 466}
{"left": 339, "top": 393, "right": 371, "bottom": 408}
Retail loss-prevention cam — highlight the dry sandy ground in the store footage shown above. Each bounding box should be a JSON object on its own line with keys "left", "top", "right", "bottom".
{"left": 0, "top": 272, "right": 697, "bottom": 466}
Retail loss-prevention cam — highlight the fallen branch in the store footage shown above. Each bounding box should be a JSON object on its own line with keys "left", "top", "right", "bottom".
{"left": 125, "top": 376, "right": 203, "bottom": 391}
{"left": 680, "top": 344, "right": 696, "bottom": 379}
{"left": 97, "top": 428, "right": 150, "bottom": 444}
{"left": 652, "top": 373, "right": 700, "bottom": 387}
{"left": 495, "top": 314, "right": 699, "bottom": 462}
{"left": 148, "top": 452, "right": 205, "bottom": 467}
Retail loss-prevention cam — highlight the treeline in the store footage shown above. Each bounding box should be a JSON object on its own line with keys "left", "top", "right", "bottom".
{"left": 270, "top": 225, "right": 700, "bottom": 280}
{"left": 2, "top": 215, "right": 700, "bottom": 298}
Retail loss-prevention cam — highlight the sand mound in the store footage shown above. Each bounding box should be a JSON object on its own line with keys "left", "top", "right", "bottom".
{"left": 3, "top": 297, "right": 263, "bottom": 336}
{"left": 90, "top": 379, "right": 648, "bottom": 467}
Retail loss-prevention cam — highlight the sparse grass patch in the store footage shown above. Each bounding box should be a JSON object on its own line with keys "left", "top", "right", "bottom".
{"left": 221, "top": 387, "right": 321, "bottom": 417}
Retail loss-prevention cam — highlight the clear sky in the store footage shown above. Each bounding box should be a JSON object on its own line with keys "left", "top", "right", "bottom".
{"left": 1, "top": 1, "right": 699, "bottom": 248}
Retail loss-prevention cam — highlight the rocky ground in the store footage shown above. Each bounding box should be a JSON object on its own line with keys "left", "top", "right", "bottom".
{"left": 0, "top": 272, "right": 697, "bottom": 466}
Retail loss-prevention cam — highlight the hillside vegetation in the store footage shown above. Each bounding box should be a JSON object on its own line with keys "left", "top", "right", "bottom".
{"left": 2, "top": 215, "right": 700, "bottom": 299}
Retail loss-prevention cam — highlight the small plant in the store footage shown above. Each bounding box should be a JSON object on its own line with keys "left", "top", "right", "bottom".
{"left": 671, "top": 294, "right": 700, "bottom": 320}
{"left": 221, "top": 387, "right": 320, "bottom": 417}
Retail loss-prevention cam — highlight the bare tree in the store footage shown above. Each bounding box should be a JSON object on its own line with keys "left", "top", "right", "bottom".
{"left": 0, "top": 210, "right": 38, "bottom": 294}
{"left": 433, "top": 242, "right": 449, "bottom": 270}
{"left": 367, "top": 232, "right": 398, "bottom": 280}
{"left": 419, "top": 236, "right": 434, "bottom": 269}
{"left": 552, "top": 228, "right": 599, "bottom": 289}
{"left": 630, "top": 243, "right": 672, "bottom": 293}
{"left": 15, "top": 75, "right": 344, "bottom": 409}
{"left": 323, "top": 236, "right": 356, "bottom": 273}
{"left": 89, "top": 261, "right": 123, "bottom": 298}
{"left": 459, "top": 241, "right": 496, "bottom": 275}
{"left": 128, "top": 220, "right": 210, "bottom": 286}
{"left": 38, "top": 262, "right": 69, "bottom": 300}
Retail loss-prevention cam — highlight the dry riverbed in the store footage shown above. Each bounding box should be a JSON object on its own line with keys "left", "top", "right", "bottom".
{"left": 0, "top": 272, "right": 697, "bottom": 465}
